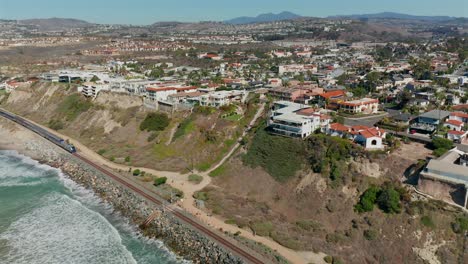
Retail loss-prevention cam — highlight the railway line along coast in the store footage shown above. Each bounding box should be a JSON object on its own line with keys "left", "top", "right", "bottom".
{"left": 0, "top": 109, "right": 269, "bottom": 264}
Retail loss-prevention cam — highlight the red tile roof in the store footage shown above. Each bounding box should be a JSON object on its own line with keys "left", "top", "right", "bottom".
{"left": 329, "top": 123, "right": 350, "bottom": 132}
{"left": 448, "top": 130, "right": 467, "bottom": 135}
{"left": 445, "top": 120, "right": 464, "bottom": 126}
{"left": 319, "top": 90, "right": 346, "bottom": 99}
{"left": 358, "top": 127, "right": 385, "bottom": 139}
{"left": 450, "top": 112, "right": 468, "bottom": 118}
{"left": 452, "top": 104, "right": 468, "bottom": 111}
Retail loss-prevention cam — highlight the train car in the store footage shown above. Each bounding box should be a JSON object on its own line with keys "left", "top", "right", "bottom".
{"left": 0, "top": 109, "right": 77, "bottom": 153}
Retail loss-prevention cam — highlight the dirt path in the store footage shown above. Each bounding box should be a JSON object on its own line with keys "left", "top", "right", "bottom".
{"left": 4, "top": 105, "right": 326, "bottom": 264}
{"left": 165, "top": 123, "right": 178, "bottom": 146}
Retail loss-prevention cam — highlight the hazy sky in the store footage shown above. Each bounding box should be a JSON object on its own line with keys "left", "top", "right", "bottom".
{"left": 0, "top": 0, "right": 466, "bottom": 24}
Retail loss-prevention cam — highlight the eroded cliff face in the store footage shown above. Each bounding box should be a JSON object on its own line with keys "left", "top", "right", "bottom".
{"left": 1, "top": 82, "right": 244, "bottom": 172}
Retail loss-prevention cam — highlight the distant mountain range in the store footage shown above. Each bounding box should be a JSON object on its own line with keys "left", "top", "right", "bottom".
{"left": 224, "top": 11, "right": 302, "bottom": 25}
{"left": 19, "top": 18, "right": 92, "bottom": 31}
{"left": 329, "top": 12, "right": 459, "bottom": 22}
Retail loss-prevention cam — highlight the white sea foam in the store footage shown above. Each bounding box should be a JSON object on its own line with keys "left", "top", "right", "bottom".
{"left": 0, "top": 193, "right": 138, "bottom": 264}
{"left": 0, "top": 151, "right": 187, "bottom": 264}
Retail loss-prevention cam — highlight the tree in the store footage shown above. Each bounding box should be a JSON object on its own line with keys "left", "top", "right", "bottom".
{"left": 154, "top": 177, "right": 167, "bottom": 186}
{"left": 376, "top": 187, "right": 401, "bottom": 214}
{"left": 140, "top": 113, "right": 170, "bottom": 132}
{"left": 90, "top": 75, "right": 100, "bottom": 83}
{"left": 355, "top": 186, "right": 380, "bottom": 213}
{"left": 431, "top": 137, "right": 454, "bottom": 157}
{"left": 132, "top": 169, "right": 141, "bottom": 176}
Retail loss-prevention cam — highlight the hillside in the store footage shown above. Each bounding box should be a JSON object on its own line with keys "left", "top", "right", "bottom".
{"left": 329, "top": 12, "right": 458, "bottom": 22}
{"left": 19, "top": 18, "right": 92, "bottom": 31}
{"left": 196, "top": 124, "right": 468, "bottom": 263}
{"left": 225, "top": 11, "right": 302, "bottom": 25}
{"left": 0, "top": 83, "right": 253, "bottom": 172}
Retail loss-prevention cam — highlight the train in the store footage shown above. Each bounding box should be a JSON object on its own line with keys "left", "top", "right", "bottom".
{"left": 0, "top": 109, "right": 77, "bottom": 153}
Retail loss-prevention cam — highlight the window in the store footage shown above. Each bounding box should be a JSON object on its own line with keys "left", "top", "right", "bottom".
{"left": 371, "top": 139, "right": 377, "bottom": 145}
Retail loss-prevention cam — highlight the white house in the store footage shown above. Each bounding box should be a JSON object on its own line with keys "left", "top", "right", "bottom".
{"left": 447, "top": 130, "right": 468, "bottom": 143}
{"left": 353, "top": 126, "right": 386, "bottom": 149}
{"left": 325, "top": 123, "right": 386, "bottom": 149}
{"left": 444, "top": 120, "right": 464, "bottom": 131}
{"left": 267, "top": 101, "right": 331, "bottom": 138}
{"left": 199, "top": 90, "right": 248, "bottom": 107}
{"left": 449, "top": 112, "right": 468, "bottom": 125}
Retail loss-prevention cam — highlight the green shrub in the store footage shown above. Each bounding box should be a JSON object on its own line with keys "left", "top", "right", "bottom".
{"left": 132, "top": 169, "right": 141, "bottom": 176}
{"left": 193, "top": 191, "right": 208, "bottom": 201}
{"left": 57, "top": 94, "right": 92, "bottom": 121}
{"left": 295, "top": 219, "right": 321, "bottom": 231}
{"left": 451, "top": 215, "right": 468, "bottom": 233}
{"left": 174, "top": 116, "right": 195, "bottom": 140}
{"left": 243, "top": 124, "right": 306, "bottom": 182}
{"left": 251, "top": 221, "right": 274, "bottom": 236}
{"left": 363, "top": 229, "right": 378, "bottom": 240}
{"left": 188, "top": 174, "right": 203, "bottom": 184}
{"left": 355, "top": 186, "right": 380, "bottom": 213}
{"left": 97, "top": 149, "right": 106, "bottom": 155}
{"left": 271, "top": 231, "right": 300, "bottom": 250}
{"left": 376, "top": 187, "right": 401, "bottom": 214}
{"left": 421, "top": 215, "right": 435, "bottom": 228}
{"left": 224, "top": 219, "right": 236, "bottom": 225}
{"left": 48, "top": 119, "right": 64, "bottom": 130}
{"left": 209, "top": 164, "right": 226, "bottom": 177}
{"left": 140, "top": 112, "right": 170, "bottom": 132}
{"left": 154, "top": 177, "right": 167, "bottom": 186}
{"left": 431, "top": 137, "right": 453, "bottom": 157}
{"left": 324, "top": 256, "right": 333, "bottom": 263}
{"left": 356, "top": 184, "right": 403, "bottom": 214}
{"left": 125, "top": 156, "right": 131, "bottom": 162}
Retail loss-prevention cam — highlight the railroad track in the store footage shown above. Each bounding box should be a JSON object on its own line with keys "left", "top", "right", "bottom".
{"left": 73, "top": 153, "right": 265, "bottom": 264}
{"left": 0, "top": 108, "right": 266, "bottom": 264}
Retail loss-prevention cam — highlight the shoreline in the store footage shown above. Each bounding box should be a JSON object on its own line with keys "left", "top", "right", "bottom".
{"left": 0, "top": 118, "right": 245, "bottom": 264}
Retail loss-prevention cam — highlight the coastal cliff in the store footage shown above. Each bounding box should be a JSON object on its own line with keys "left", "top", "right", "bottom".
{"left": 0, "top": 118, "right": 245, "bottom": 264}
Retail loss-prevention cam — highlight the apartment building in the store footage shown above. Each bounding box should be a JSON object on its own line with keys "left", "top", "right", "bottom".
{"left": 199, "top": 90, "right": 248, "bottom": 107}
{"left": 146, "top": 86, "right": 198, "bottom": 102}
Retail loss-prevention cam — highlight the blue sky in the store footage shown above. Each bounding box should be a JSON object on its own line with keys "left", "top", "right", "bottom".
{"left": 0, "top": 0, "right": 466, "bottom": 24}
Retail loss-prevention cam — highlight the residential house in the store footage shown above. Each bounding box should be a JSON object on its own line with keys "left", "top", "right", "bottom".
{"left": 418, "top": 147, "right": 468, "bottom": 208}
{"left": 338, "top": 98, "right": 379, "bottom": 114}
{"left": 410, "top": 110, "right": 451, "bottom": 134}
{"left": 267, "top": 101, "right": 331, "bottom": 138}
{"left": 392, "top": 74, "right": 414, "bottom": 86}
{"left": 325, "top": 123, "right": 386, "bottom": 149}
{"left": 444, "top": 120, "right": 464, "bottom": 131}
{"left": 447, "top": 130, "right": 468, "bottom": 144}
{"left": 449, "top": 112, "right": 468, "bottom": 125}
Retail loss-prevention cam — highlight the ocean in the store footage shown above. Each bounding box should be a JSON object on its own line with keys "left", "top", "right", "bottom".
{"left": 0, "top": 151, "right": 186, "bottom": 264}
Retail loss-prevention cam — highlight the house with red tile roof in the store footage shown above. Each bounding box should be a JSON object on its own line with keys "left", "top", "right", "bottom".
{"left": 325, "top": 123, "right": 386, "bottom": 149}
{"left": 444, "top": 119, "right": 464, "bottom": 131}
{"left": 338, "top": 98, "right": 379, "bottom": 114}
{"left": 447, "top": 130, "right": 468, "bottom": 144}
{"left": 449, "top": 112, "right": 468, "bottom": 125}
